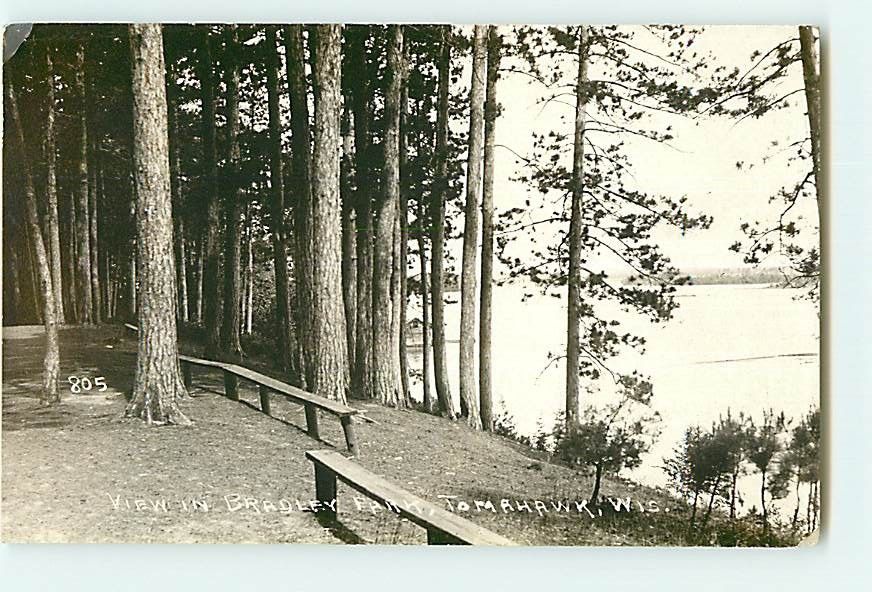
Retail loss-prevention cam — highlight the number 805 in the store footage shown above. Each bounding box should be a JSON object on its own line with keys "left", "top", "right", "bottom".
{"left": 68, "top": 375, "right": 107, "bottom": 393}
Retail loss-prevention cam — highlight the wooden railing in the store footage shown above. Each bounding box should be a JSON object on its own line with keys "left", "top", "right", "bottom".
{"left": 123, "top": 324, "right": 358, "bottom": 455}
{"left": 179, "top": 355, "right": 359, "bottom": 455}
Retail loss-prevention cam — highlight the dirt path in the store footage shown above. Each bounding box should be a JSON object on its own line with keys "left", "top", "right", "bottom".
{"left": 2, "top": 325, "right": 688, "bottom": 545}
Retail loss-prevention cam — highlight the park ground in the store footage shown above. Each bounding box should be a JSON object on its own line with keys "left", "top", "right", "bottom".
{"left": 2, "top": 324, "right": 692, "bottom": 545}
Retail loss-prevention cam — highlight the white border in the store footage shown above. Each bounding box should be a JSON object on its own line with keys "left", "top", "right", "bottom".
{"left": 1, "top": 2, "right": 869, "bottom": 591}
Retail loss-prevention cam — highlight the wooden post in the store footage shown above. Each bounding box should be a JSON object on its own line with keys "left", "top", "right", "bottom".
{"left": 224, "top": 371, "right": 239, "bottom": 401}
{"left": 340, "top": 416, "right": 359, "bottom": 456}
{"left": 304, "top": 405, "right": 320, "bottom": 439}
{"left": 181, "top": 362, "right": 192, "bottom": 389}
{"left": 313, "top": 461, "right": 337, "bottom": 522}
{"left": 259, "top": 385, "right": 271, "bottom": 415}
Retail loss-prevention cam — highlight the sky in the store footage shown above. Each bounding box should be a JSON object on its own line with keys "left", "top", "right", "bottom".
{"left": 446, "top": 25, "right": 817, "bottom": 278}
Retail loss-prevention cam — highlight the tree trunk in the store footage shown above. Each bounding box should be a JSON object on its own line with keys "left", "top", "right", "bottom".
{"left": 87, "top": 70, "right": 102, "bottom": 324}
{"left": 125, "top": 24, "right": 190, "bottom": 425}
{"left": 479, "top": 26, "right": 502, "bottom": 431}
{"left": 98, "top": 167, "right": 110, "bottom": 320}
{"left": 799, "top": 26, "right": 822, "bottom": 209}
{"left": 350, "top": 26, "right": 374, "bottom": 401}
{"left": 167, "top": 76, "right": 189, "bottom": 325}
{"left": 431, "top": 25, "right": 457, "bottom": 418}
{"left": 792, "top": 476, "right": 802, "bottom": 529}
{"left": 221, "top": 25, "right": 244, "bottom": 359}
{"left": 565, "top": 27, "right": 590, "bottom": 436}
{"left": 458, "top": 25, "right": 487, "bottom": 429}
{"left": 761, "top": 469, "right": 769, "bottom": 532}
{"left": 89, "top": 139, "right": 102, "bottom": 323}
{"left": 44, "top": 46, "right": 65, "bottom": 325}
{"left": 587, "top": 463, "right": 604, "bottom": 508}
{"left": 311, "top": 24, "right": 349, "bottom": 404}
{"left": 398, "top": 73, "right": 411, "bottom": 406}
{"left": 703, "top": 476, "right": 720, "bottom": 528}
{"left": 6, "top": 242, "right": 23, "bottom": 323}
{"left": 243, "top": 200, "right": 254, "bottom": 335}
{"left": 265, "top": 26, "right": 294, "bottom": 376}
{"left": 372, "top": 25, "right": 405, "bottom": 407}
{"left": 341, "top": 109, "right": 358, "bottom": 373}
{"left": 729, "top": 466, "right": 739, "bottom": 519}
{"left": 64, "top": 191, "right": 78, "bottom": 321}
{"left": 194, "top": 236, "right": 204, "bottom": 323}
{"left": 690, "top": 489, "right": 700, "bottom": 528}
{"left": 391, "top": 215, "right": 404, "bottom": 398}
{"left": 417, "top": 193, "right": 433, "bottom": 413}
{"left": 128, "top": 239, "right": 137, "bottom": 319}
{"left": 74, "top": 43, "right": 93, "bottom": 324}
{"left": 197, "top": 27, "right": 222, "bottom": 358}
{"left": 6, "top": 84, "right": 61, "bottom": 405}
{"left": 286, "top": 25, "right": 315, "bottom": 388}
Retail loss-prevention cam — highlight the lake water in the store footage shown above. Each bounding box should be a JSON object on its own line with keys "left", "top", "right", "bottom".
{"left": 407, "top": 283, "right": 820, "bottom": 513}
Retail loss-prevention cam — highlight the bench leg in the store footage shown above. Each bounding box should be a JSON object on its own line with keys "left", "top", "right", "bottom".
{"left": 258, "top": 385, "right": 271, "bottom": 415}
{"left": 224, "top": 371, "right": 239, "bottom": 401}
{"left": 181, "top": 362, "right": 192, "bottom": 389}
{"left": 305, "top": 405, "right": 320, "bottom": 439}
{"left": 340, "top": 416, "right": 359, "bottom": 456}
{"left": 313, "top": 461, "right": 337, "bottom": 522}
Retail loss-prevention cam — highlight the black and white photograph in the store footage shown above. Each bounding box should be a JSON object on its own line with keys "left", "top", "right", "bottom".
{"left": 2, "top": 22, "right": 822, "bottom": 546}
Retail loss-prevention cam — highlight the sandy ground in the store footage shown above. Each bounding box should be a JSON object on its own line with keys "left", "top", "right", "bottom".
{"left": 2, "top": 325, "right": 687, "bottom": 545}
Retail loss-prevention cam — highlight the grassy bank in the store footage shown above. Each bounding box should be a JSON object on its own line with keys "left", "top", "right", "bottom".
{"left": 2, "top": 325, "right": 800, "bottom": 545}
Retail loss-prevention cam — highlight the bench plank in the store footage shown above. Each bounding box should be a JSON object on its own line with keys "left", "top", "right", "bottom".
{"left": 224, "top": 363, "right": 356, "bottom": 417}
{"left": 305, "top": 450, "right": 516, "bottom": 546}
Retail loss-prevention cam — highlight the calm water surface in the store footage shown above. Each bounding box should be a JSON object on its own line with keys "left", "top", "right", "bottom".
{"left": 408, "top": 283, "right": 820, "bottom": 513}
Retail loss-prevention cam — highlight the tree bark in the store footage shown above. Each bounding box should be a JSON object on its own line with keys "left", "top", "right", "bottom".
{"left": 311, "top": 24, "right": 349, "bottom": 404}
{"left": 64, "top": 191, "right": 78, "bottom": 321}
{"left": 349, "top": 26, "right": 374, "bottom": 401}
{"left": 729, "top": 467, "right": 739, "bottom": 519}
{"left": 391, "top": 215, "right": 403, "bottom": 398}
{"left": 417, "top": 200, "right": 434, "bottom": 413}
{"left": 589, "top": 462, "right": 603, "bottom": 507}
{"left": 479, "top": 26, "right": 502, "bottom": 431}
{"left": 197, "top": 27, "right": 222, "bottom": 358}
{"left": 44, "top": 46, "right": 65, "bottom": 325}
{"left": 6, "top": 84, "right": 61, "bottom": 404}
{"left": 221, "top": 25, "right": 244, "bottom": 359}
{"left": 372, "top": 25, "right": 405, "bottom": 407}
{"left": 87, "top": 71, "right": 102, "bottom": 324}
{"left": 761, "top": 469, "right": 769, "bottom": 532}
{"left": 566, "top": 27, "right": 590, "bottom": 436}
{"left": 74, "top": 43, "right": 93, "bottom": 324}
{"left": 398, "top": 73, "right": 411, "bottom": 405}
{"left": 243, "top": 200, "right": 254, "bottom": 335}
{"left": 167, "top": 68, "right": 189, "bottom": 324}
{"left": 431, "top": 26, "right": 457, "bottom": 418}
{"left": 703, "top": 476, "right": 720, "bottom": 528}
{"left": 458, "top": 25, "right": 487, "bottom": 429}
{"left": 341, "top": 109, "right": 358, "bottom": 374}
{"left": 125, "top": 23, "right": 190, "bottom": 425}
{"left": 194, "top": 236, "right": 204, "bottom": 323}
{"left": 799, "top": 26, "right": 822, "bottom": 209}
{"left": 266, "top": 26, "right": 294, "bottom": 376}
{"left": 286, "top": 25, "right": 315, "bottom": 388}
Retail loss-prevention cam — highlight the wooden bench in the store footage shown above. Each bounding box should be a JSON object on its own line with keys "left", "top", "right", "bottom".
{"left": 179, "top": 355, "right": 359, "bottom": 456}
{"left": 305, "top": 450, "right": 516, "bottom": 546}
